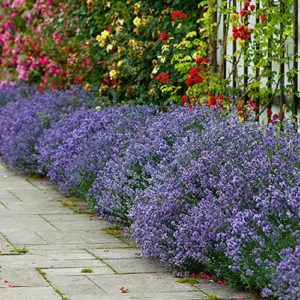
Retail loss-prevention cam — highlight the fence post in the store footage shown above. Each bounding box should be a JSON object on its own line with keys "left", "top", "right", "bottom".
{"left": 232, "top": 0, "right": 237, "bottom": 88}
{"left": 293, "top": 0, "right": 299, "bottom": 124}
{"left": 254, "top": 0, "right": 260, "bottom": 116}
{"left": 279, "top": 1, "right": 286, "bottom": 122}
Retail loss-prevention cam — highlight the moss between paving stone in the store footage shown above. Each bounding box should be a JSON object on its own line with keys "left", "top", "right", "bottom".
{"left": 58, "top": 196, "right": 94, "bottom": 215}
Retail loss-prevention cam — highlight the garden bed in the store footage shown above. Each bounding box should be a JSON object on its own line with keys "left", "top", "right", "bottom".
{"left": 0, "top": 86, "right": 299, "bottom": 299}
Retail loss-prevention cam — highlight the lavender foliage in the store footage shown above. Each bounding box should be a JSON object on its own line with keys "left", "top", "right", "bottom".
{"left": 0, "top": 87, "right": 98, "bottom": 172}
{"left": 271, "top": 245, "right": 300, "bottom": 299}
{"left": 43, "top": 105, "right": 157, "bottom": 199}
{"left": 90, "top": 106, "right": 220, "bottom": 224}
{"left": 129, "top": 115, "right": 300, "bottom": 291}
{"left": 0, "top": 87, "right": 300, "bottom": 299}
{"left": 0, "top": 83, "right": 35, "bottom": 107}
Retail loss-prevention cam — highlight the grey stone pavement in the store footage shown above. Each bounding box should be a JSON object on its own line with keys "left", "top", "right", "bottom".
{"left": 0, "top": 164, "right": 259, "bottom": 300}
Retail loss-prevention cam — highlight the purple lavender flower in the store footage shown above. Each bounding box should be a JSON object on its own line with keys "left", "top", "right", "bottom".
{"left": 0, "top": 87, "right": 97, "bottom": 172}
{"left": 43, "top": 105, "right": 157, "bottom": 199}
{"left": 271, "top": 245, "right": 300, "bottom": 299}
{"left": 0, "top": 83, "right": 35, "bottom": 107}
{"left": 90, "top": 105, "right": 221, "bottom": 224}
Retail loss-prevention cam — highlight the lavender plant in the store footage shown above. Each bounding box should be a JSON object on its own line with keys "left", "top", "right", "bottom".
{"left": 90, "top": 106, "right": 222, "bottom": 224}
{"left": 129, "top": 116, "right": 300, "bottom": 293}
{"left": 0, "top": 88, "right": 299, "bottom": 298}
{"left": 0, "top": 83, "right": 35, "bottom": 107}
{"left": 43, "top": 105, "right": 157, "bottom": 199}
{"left": 270, "top": 245, "right": 300, "bottom": 299}
{"left": 0, "top": 87, "right": 97, "bottom": 172}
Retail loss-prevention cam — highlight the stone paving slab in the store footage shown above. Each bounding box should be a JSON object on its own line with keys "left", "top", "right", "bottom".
{"left": 41, "top": 266, "right": 114, "bottom": 276}
{"left": 0, "top": 287, "right": 60, "bottom": 300}
{"left": 0, "top": 267, "right": 49, "bottom": 287}
{"left": 0, "top": 164, "right": 260, "bottom": 300}
{"left": 0, "top": 233, "right": 14, "bottom": 254}
{"left": 88, "top": 273, "right": 197, "bottom": 293}
{"left": 88, "top": 248, "right": 142, "bottom": 259}
{"left": 19, "top": 242, "right": 130, "bottom": 250}
{"left": 70, "top": 292, "right": 209, "bottom": 300}
{"left": 102, "top": 258, "right": 170, "bottom": 274}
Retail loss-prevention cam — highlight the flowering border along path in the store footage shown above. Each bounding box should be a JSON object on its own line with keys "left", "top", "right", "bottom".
{"left": 0, "top": 164, "right": 257, "bottom": 300}
{"left": 0, "top": 166, "right": 255, "bottom": 300}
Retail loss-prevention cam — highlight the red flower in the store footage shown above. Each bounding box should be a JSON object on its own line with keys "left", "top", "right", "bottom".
{"left": 233, "top": 32, "right": 239, "bottom": 40}
{"left": 156, "top": 73, "right": 171, "bottom": 84}
{"left": 186, "top": 68, "right": 203, "bottom": 86}
{"left": 201, "top": 273, "right": 213, "bottom": 280}
{"left": 250, "top": 4, "right": 255, "bottom": 11}
{"left": 119, "top": 287, "right": 128, "bottom": 293}
{"left": 244, "top": 1, "right": 250, "bottom": 8}
{"left": 158, "top": 32, "right": 169, "bottom": 43}
{"left": 172, "top": 10, "right": 187, "bottom": 20}
{"left": 195, "top": 56, "right": 204, "bottom": 64}
{"left": 188, "top": 102, "right": 193, "bottom": 110}
{"left": 261, "top": 13, "right": 267, "bottom": 22}
{"left": 267, "top": 108, "right": 273, "bottom": 116}
{"left": 208, "top": 96, "right": 217, "bottom": 106}
{"left": 186, "top": 77, "right": 194, "bottom": 87}
{"left": 189, "top": 68, "right": 198, "bottom": 77}
{"left": 193, "top": 75, "right": 203, "bottom": 84}
{"left": 240, "top": 9, "right": 246, "bottom": 17}
{"left": 181, "top": 95, "right": 187, "bottom": 104}
{"left": 203, "top": 57, "right": 210, "bottom": 63}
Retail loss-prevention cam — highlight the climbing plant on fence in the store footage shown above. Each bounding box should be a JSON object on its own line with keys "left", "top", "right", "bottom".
{"left": 0, "top": 0, "right": 299, "bottom": 120}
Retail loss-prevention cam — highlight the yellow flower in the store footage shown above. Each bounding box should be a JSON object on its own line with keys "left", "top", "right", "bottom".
{"left": 99, "top": 84, "right": 108, "bottom": 94}
{"left": 158, "top": 56, "right": 166, "bottom": 63}
{"left": 118, "top": 46, "right": 125, "bottom": 55}
{"left": 95, "top": 106, "right": 101, "bottom": 110}
{"left": 109, "top": 69, "right": 118, "bottom": 79}
{"left": 134, "top": 2, "right": 140, "bottom": 15}
{"left": 84, "top": 83, "right": 90, "bottom": 91}
{"left": 101, "top": 30, "right": 110, "bottom": 39}
{"left": 96, "top": 30, "right": 111, "bottom": 48}
{"left": 230, "top": 13, "right": 239, "bottom": 20}
{"left": 117, "top": 60, "right": 123, "bottom": 67}
{"left": 106, "top": 44, "right": 113, "bottom": 53}
{"left": 151, "top": 66, "right": 159, "bottom": 74}
{"left": 133, "top": 17, "right": 141, "bottom": 27}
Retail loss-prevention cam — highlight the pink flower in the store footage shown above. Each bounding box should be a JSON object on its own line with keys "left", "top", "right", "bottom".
{"left": 52, "top": 31, "right": 60, "bottom": 44}
{"left": 11, "top": 0, "right": 25, "bottom": 8}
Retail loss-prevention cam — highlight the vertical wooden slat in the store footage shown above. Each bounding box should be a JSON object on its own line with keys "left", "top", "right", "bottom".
{"left": 293, "top": 0, "right": 299, "bottom": 122}
{"left": 232, "top": 0, "right": 237, "bottom": 88}
{"left": 267, "top": 0, "right": 273, "bottom": 122}
{"left": 279, "top": 1, "right": 286, "bottom": 122}
{"left": 209, "top": 0, "right": 218, "bottom": 72}
{"left": 223, "top": 0, "right": 228, "bottom": 80}
{"left": 255, "top": 0, "right": 260, "bottom": 116}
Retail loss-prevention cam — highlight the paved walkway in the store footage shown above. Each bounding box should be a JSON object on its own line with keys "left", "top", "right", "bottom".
{"left": 0, "top": 164, "right": 257, "bottom": 300}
